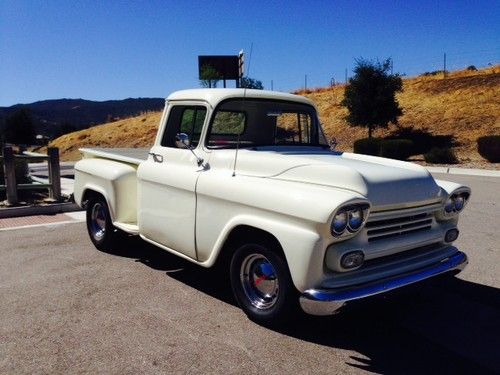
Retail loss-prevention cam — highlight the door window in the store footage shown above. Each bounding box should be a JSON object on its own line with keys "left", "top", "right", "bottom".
{"left": 161, "top": 106, "right": 207, "bottom": 147}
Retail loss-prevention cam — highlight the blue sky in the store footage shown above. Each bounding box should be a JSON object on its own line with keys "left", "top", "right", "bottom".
{"left": 1, "top": 0, "right": 499, "bottom": 106}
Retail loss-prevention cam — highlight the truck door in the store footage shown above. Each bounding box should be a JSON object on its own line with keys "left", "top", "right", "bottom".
{"left": 137, "top": 104, "right": 208, "bottom": 259}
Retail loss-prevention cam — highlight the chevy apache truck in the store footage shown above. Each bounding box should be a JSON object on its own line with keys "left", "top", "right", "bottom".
{"left": 74, "top": 88, "right": 470, "bottom": 322}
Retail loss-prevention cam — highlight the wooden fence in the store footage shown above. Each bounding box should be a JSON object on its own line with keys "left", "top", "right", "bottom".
{"left": 1, "top": 146, "right": 61, "bottom": 206}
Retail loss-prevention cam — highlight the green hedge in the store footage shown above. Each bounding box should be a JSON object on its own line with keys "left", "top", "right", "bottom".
{"left": 388, "top": 127, "right": 454, "bottom": 156}
{"left": 353, "top": 138, "right": 382, "bottom": 156}
{"left": 379, "top": 139, "right": 414, "bottom": 160}
{"left": 424, "top": 147, "right": 458, "bottom": 164}
{"left": 354, "top": 138, "right": 413, "bottom": 160}
{"left": 477, "top": 136, "right": 500, "bottom": 163}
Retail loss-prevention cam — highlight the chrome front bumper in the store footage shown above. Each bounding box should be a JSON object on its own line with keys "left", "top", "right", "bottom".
{"left": 299, "top": 251, "right": 468, "bottom": 316}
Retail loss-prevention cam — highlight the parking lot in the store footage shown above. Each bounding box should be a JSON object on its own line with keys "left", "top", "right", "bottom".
{"left": 0, "top": 173, "right": 499, "bottom": 374}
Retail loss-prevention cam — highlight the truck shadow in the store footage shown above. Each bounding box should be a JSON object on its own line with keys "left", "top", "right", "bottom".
{"left": 110, "top": 236, "right": 500, "bottom": 374}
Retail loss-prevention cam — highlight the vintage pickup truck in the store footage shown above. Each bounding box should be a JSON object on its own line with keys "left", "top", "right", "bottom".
{"left": 74, "top": 88, "right": 470, "bottom": 322}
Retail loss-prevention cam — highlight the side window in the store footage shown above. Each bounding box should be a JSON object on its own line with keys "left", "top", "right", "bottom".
{"left": 161, "top": 106, "right": 207, "bottom": 147}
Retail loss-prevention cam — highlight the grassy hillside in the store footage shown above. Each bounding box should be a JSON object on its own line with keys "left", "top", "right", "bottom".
{"left": 49, "top": 66, "right": 499, "bottom": 163}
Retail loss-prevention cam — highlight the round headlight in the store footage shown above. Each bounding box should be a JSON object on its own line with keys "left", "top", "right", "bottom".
{"left": 348, "top": 208, "right": 363, "bottom": 231}
{"left": 454, "top": 195, "right": 465, "bottom": 211}
{"left": 445, "top": 197, "right": 454, "bottom": 213}
{"left": 332, "top": 211, "right": 348, "bottom": 235}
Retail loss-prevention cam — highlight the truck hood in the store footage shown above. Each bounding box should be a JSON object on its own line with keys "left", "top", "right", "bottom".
{"left": 234, "top": 148, "right": 442, "bottom": 207}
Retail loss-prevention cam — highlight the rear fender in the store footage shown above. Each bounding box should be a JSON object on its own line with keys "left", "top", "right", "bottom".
{"left": 74, "top": 158, "right": 138, "bottom": 223}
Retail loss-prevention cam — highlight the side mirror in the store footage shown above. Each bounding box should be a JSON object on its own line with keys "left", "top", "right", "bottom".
{"left": 175, "top": 132, "right": 204, "bottom": 167}
{"left": 176, "top": 133, "right": 191, "bottom": 149}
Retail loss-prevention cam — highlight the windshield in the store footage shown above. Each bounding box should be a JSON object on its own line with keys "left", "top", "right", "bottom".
{"left": 206, "top": 99, "right": 328, "bottom": 149}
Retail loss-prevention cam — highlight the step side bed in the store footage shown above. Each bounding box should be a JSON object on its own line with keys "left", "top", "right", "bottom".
{"left": 75, "top": 148, "right": 150, "bottom": 235}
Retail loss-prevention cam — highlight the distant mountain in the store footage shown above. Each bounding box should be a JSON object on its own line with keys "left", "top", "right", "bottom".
{"left": 0, "top": 97, "right": 165, "bottom": 137}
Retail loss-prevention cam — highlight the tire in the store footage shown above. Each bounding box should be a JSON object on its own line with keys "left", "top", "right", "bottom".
{"left": 86, "top": 196, "right": 119, "bottom": 252}
{"left": 230, "top": 242, "right": 299, "bottom": 323}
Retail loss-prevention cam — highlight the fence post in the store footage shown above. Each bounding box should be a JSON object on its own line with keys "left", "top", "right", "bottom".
{"left": 2, "top": 146, "right": 18, "bottom": 206}
{"left": 47, "top": 147, "right": 61, "bottom": 201}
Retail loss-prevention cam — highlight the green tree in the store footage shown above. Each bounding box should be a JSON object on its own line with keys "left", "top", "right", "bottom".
{"left": 4, "top": 107, "right": 36, "bottom": 145}
{"left": 240, "top": 77, "right": 264, "bottom": 90}
{"left": 342, "top": 58, "right": 403, "bottom": 138}
{"left": 199, "top": 64, "right": 222, "bottom": 88}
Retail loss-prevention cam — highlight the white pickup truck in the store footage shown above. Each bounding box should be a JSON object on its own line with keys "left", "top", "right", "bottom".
{"left": 74, "top": 88, "right": 470, "bottom": 322}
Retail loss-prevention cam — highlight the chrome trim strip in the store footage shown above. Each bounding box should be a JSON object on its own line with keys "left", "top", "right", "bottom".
{"left": 366, "top": 215, "right": 432, "bottom": 231}
{"left": 370, "top": 199, "right": 442, "bottom": 215}
{"left": 367, "top": 220, "right": 433, "bottom": 237}
{"left": 299, "top": 251, "right": 467, "bottom": 316}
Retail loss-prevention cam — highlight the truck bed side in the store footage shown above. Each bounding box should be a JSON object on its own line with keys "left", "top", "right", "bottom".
{"left": 74, "top": 148, "right": 149, "bottom": 234}
{"left": 79, "top": 147, "right": 149, "bottom": 164}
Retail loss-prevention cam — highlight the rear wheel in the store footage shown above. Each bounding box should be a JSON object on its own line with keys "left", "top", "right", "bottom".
{"left": 86, "top": 196, "right": 119, "bottom": 251}
{"left": 230, "top": 242, "right": 299, "bottom": 323}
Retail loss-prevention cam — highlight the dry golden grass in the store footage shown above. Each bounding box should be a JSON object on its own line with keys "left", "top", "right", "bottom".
{"left": 50, "top": 66, "right": 499, "bottom": 162}
{"left": 297, "top": 65, "right": 500, "bottom": 162}
{"left": 47, "top": 112, "right": 161, "bottom": 161}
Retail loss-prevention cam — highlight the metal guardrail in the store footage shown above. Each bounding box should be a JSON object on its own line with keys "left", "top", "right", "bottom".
{"left": 1, "top": 146, "right": 61, "bottom": 206}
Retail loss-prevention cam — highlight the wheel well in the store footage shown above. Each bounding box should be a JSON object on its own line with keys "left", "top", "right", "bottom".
{"left": 81, "top": 189, "right": 105, "bottom": 209}
{"left": 216, "top": 225, "right": 286, "bottom": 268}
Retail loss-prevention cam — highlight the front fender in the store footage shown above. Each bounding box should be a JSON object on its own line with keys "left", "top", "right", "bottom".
{"left": 200, "top": 214, "right": 326, "bottom": 292}
{"left": 195, "top": 174, "right": 368, "bottom": 291}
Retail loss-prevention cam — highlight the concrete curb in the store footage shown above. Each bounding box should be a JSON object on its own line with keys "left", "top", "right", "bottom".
{"left": 0, "top": 202, "right": 82, "bottom": 219}
{"left": 425, "top": 166, "right": 500, "bottom": 177}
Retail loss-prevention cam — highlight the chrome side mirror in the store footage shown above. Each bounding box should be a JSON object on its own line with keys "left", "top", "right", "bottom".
{"left": 176, "top": 133, "right": 191, "bottom": 148}
{"left": 175, "top": 132, "right": 204, "bottom": 167}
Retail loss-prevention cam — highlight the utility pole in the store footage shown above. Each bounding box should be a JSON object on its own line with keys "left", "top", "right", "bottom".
{"left": 271, "top": 80, "right": 274, "bottom": 90}
{"left": 345, "top": 68, "right": 348, "bottom": 84}
{"left": 443, "top": 53, "right": 447, "bottom": 78}
{"left": 391, "top": 59, "right": 394, "bottom": 75}
{"left": 305, "top": 74, "right": 308, "bottom": 90}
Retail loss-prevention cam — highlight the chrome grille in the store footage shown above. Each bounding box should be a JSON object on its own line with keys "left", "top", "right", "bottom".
{"left": 366, "top": 212, "right": 434, "bottom": 242}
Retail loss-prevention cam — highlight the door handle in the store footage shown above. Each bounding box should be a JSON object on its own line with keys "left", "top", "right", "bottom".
{"left": 148, "top": 152, "right": 164, "bottom": 163}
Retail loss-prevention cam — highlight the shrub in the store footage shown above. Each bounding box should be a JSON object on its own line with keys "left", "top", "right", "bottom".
{"left": 466, "top": 65, "right": 478, "bottom": 71}
{"left": 379, "top": 139, "right": 414, "bottom": 160}
{"left": 477, "top": 136, "right": 500, "bottom": 162}
{"left": 353, "top": 138, "right": 382, "bottom": 156}
{"left": 424, "top": 147, "right": 459, "bottom": 164}
{"left": 388, "top": 126, "right": 455, "bottom": 155}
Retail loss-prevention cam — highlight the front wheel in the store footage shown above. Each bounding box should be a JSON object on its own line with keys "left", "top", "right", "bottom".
{"left": 230, "top": 243, "right": 299, "bottom": 323}
{"left": 86, "top": 196, "right": 119, "bottom": 252}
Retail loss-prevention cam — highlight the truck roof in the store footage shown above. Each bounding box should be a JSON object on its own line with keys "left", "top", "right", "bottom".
{"left": 166, "top": 88, "right": 315, "bottom": 107}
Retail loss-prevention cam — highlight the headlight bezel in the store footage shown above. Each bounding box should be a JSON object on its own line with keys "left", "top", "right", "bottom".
{"left": 331, "top": 202, "right": 370, "bottom": 237}
{"left": 438, "top": 189, "right": 470, "bottom": 220}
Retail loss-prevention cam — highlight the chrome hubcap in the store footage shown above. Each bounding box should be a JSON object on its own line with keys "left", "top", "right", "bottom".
{"left": 90, "top": 203, "right": 107, "bottom": 241}
{"left": 240, "top": 254, "right": 279, "bottom": 310}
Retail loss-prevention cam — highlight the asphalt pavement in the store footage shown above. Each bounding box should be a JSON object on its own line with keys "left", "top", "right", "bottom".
{"left": 0, "top": 173, "right": 498, "bottom": 374}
